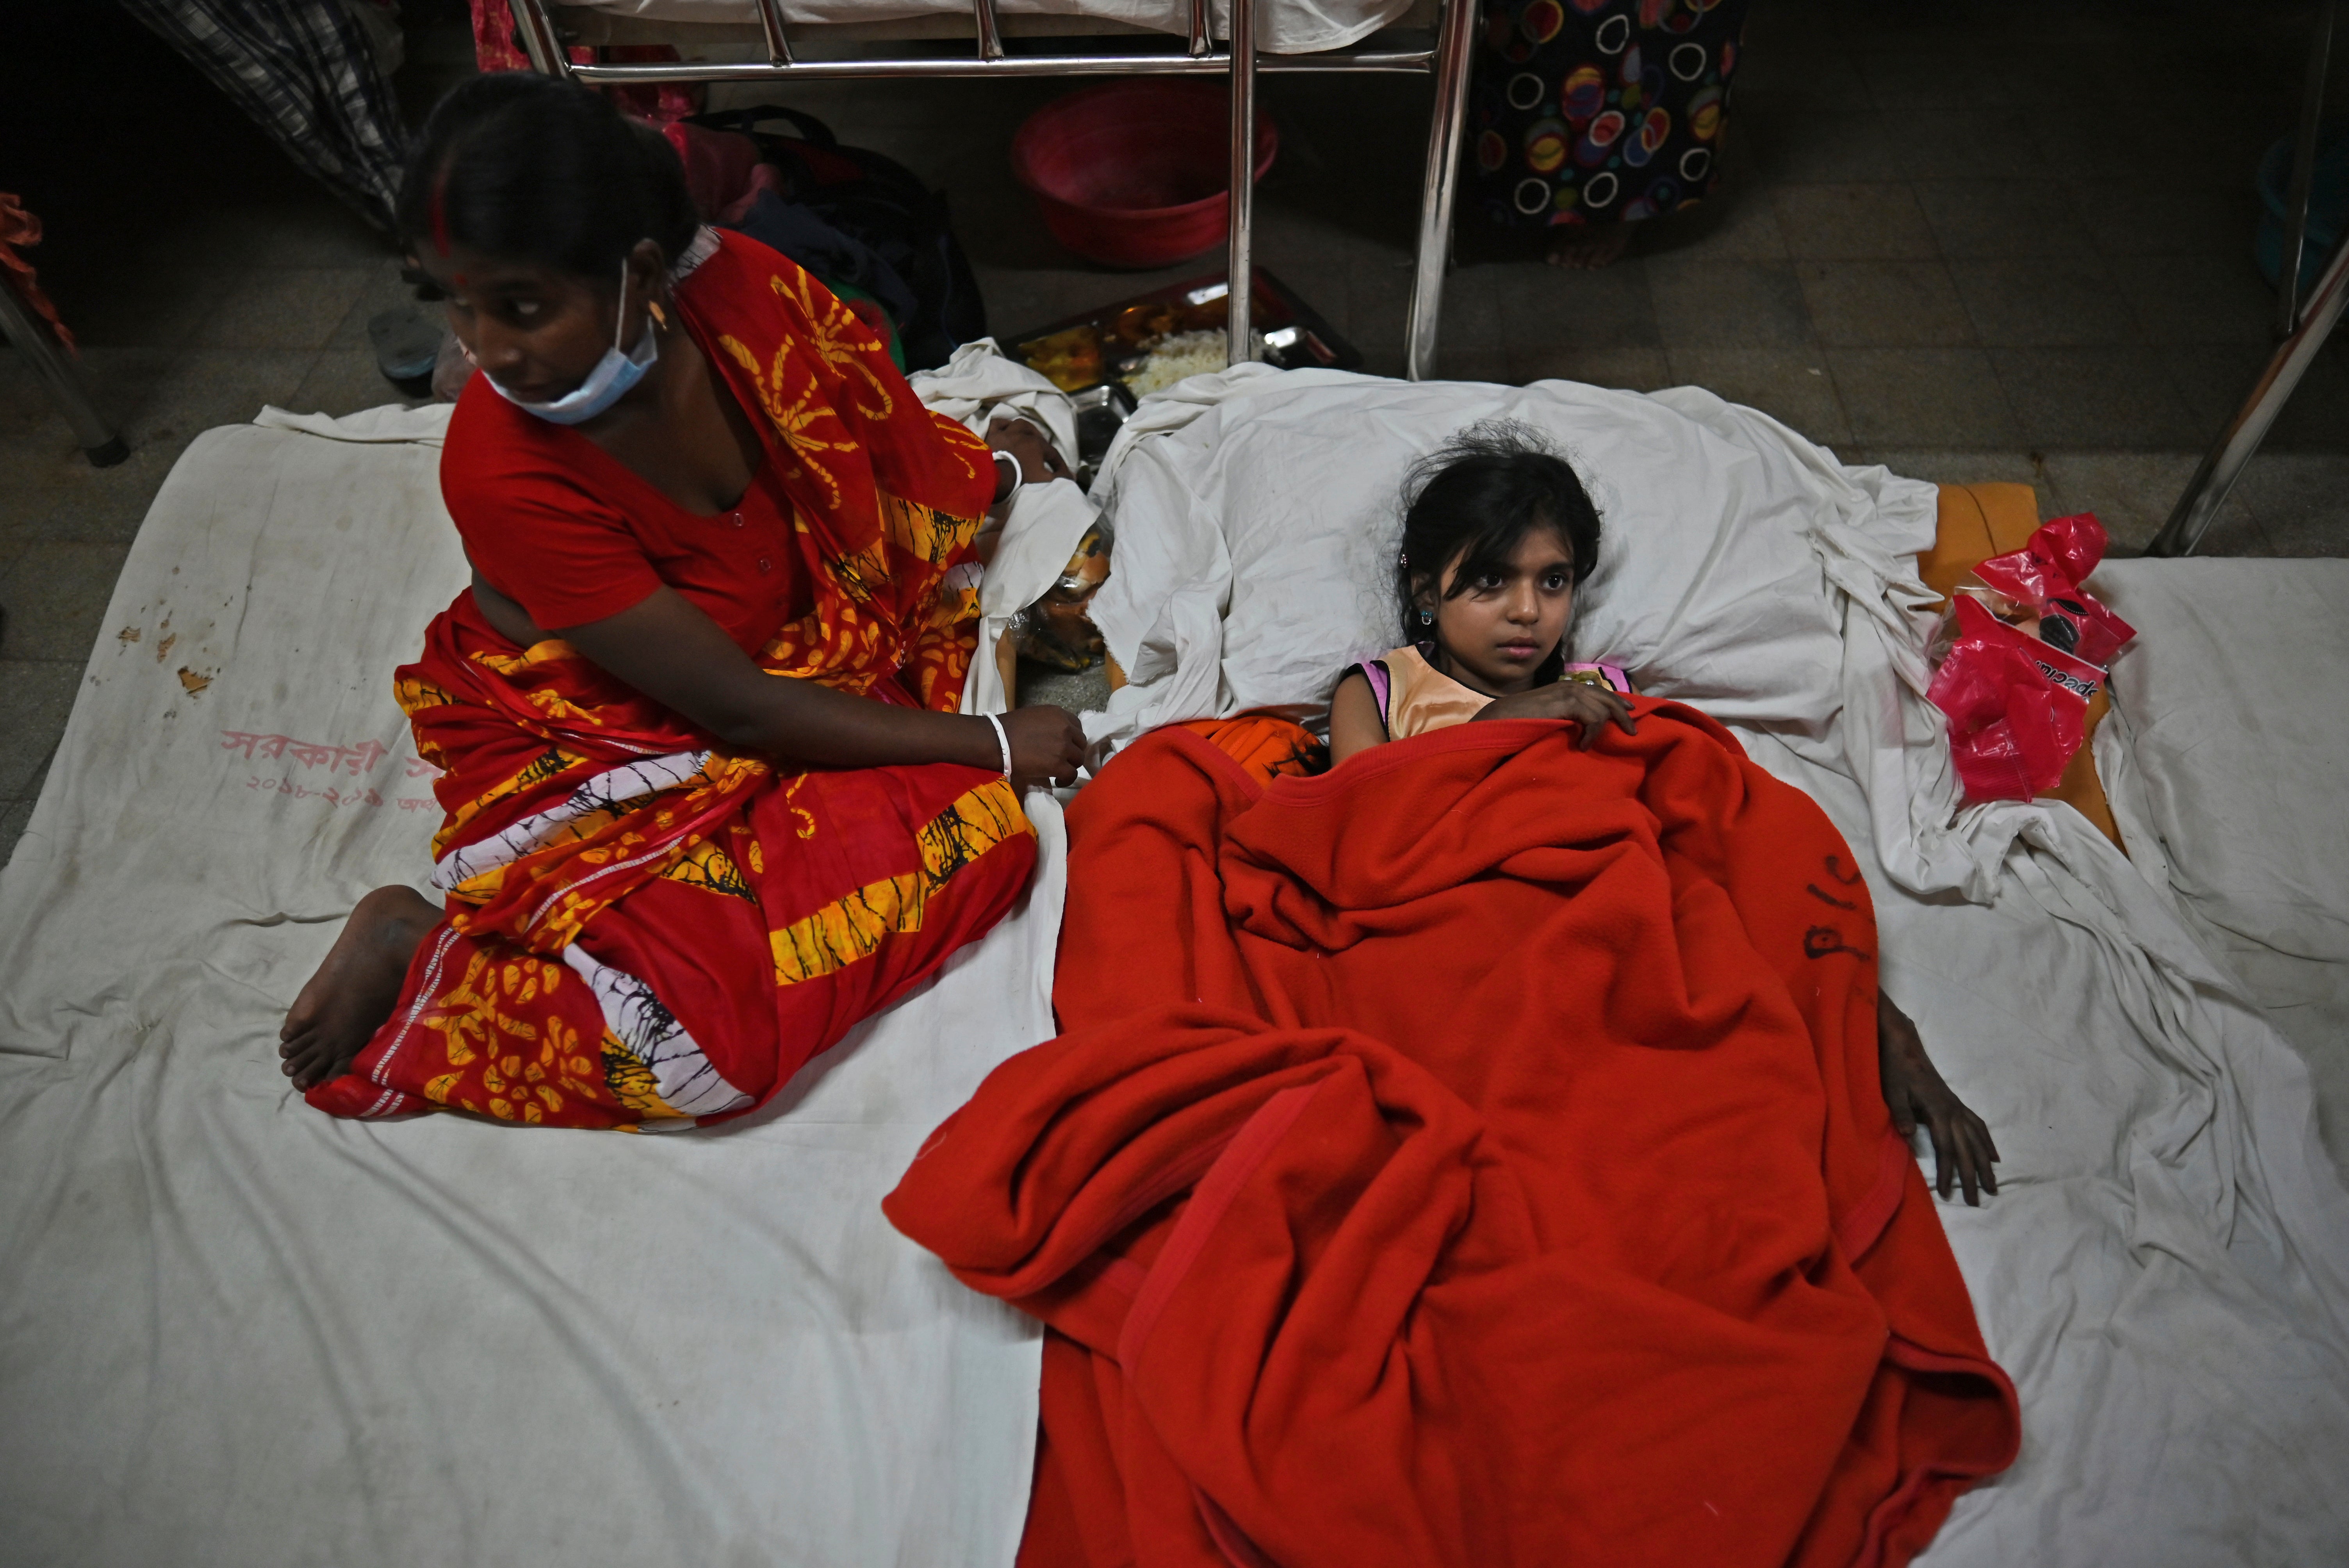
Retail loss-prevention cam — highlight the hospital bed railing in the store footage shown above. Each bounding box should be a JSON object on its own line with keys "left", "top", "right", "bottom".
{"left": 502, "top": 0, "right": 1477, "bottom": 380}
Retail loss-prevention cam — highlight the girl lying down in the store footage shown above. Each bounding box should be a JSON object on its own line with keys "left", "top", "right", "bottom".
{"left": 1329, "top": 423, "right": 2002, "bottom": 1203}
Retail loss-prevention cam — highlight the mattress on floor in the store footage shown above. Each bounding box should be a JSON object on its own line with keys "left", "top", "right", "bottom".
{"left": 0, "top": 404, "right": 1053, "bottom": 1568}
{"left": 1083, "top": 366, "right": 2349, "bottom": 1565}
{"left": 551, "top": 0, "right": 1424, "bottom": 55}
{"left": 2092, "top": 557, "right": 2349, "bottom": 1168}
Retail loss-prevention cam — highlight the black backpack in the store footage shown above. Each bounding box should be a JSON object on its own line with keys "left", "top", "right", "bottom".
{"left": 691, "top": 104, "right": 987, "bottom": 372}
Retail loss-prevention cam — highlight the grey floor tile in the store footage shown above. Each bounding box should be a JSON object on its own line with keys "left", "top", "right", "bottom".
{"left": 1666, "top": 347, "right": 1852, "bottom": 446}
{"left": 0, "top": 542, "right": 132, "bottom": 663}
{"left": 1510, "top": 344, "right": 1673, "bottom": 393}
{"left": 1949, "top": 255, "right": 2138, "bottom": 347}
{"left": 1643, "top": 187, "right": 1789, "bottom": 261}
{"left": 285, "top": 349, "right": 423, "bottom": 421}
{"left": 1911, "top": 180, "right": 2093, "bottom": 258}
{"left": 61, "top": 267, "right": 242, "bottom": 353}
{"left": 2070, "top": 179, "right": 2262, "bottom": 259}
{"left": 1747, "top": 110, "right": 1907, "bottom": 185}
{"left": 2160, "top": 341, "right": 2349, "bottom": 454}
{"left": 0, "top": 449, "right": 173, "bottom": 547}
{"left": 1435, "top": 266, "right": 1507, "bottom": 355}
{"left": 2231, "top": 454, "right": 2349, "bottom": 556}
{"left": 1772, "top": 184, "right": 1939, "bottom": 260}
{"left": 1644, "top": 257, "right": 1814, "bottom": 349}
{"left": 327, "top": 258, "right": 432, "bottom": 351}
{"left": 191, "top": 266, "right": 381, "bottom": 352}
{"left": 1484, "top": 260, "right": 1660, "bottom": 351}
{"left": 1991, "top": 348, "right": 2204, "bottom": 449}
{"left": 2108, "top": 254, "right": 2278, "bottom": 347}
{"left": 2037, "top": 451, "right": 2208, "bottom": 548}
{"left": 1797, "top": 260, "right": 1972, "bottom": 347}
{"left": 0, "top": 660, "right": 80, "bottom": 799}
{"left": 124, "top": 350, "right": 324, "bottom": 451}
{"left": 1431, "top": 348, "right": 1511, "bottom": 385}
{"left": 1847, "top": 449, "right": 2047, "bottom": 489}
{"left": 1826, "top": 347, "right": 2021, "bottom": 447}
{"left": 0, "top": 349, "right": 173, "bottom": 458}
{"left": 1852, "top": 48, "right": 2019, "bottom": 111}
{"left": 242, "top": 202, "right": 397, "bottom": 269}
{"left": 1880, "top": 109, "right": 2045, "bottom": 181}
{"left": 0, "top": 796, "right": 34, "bottom": 871}
{"left": 1730, "top": 47, "right": 1870, "bottom": 109}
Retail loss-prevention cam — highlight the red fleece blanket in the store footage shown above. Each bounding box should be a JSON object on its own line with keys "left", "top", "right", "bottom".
{"left": 885, "top": 705, "right": 2019, "bottom": 1568}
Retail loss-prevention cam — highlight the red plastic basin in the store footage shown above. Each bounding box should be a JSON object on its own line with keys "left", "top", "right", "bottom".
{"left": 1011, "top": 81, "right": 1278, "bottom": 269}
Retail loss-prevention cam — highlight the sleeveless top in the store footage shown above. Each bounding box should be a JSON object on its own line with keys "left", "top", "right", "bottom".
{"left": 1346, "top": 645, "right": 1634, "bottom": 740}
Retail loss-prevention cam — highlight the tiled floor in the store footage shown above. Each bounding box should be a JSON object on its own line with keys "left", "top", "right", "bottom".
{"left": 3, "top": 0, "right": 2343, "bottom": 860}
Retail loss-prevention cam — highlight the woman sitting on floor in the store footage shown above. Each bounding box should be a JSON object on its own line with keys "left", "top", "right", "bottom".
{"left": 280, "top": 73, "right": 1085, "bottom": 1130}
{"left": 1329, "top": 422, "right": 2002, "bottom": 1202}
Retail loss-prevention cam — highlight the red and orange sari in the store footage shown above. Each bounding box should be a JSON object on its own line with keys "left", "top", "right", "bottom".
{"left": 307, "top": 235, "right": 1036, "bottom": 1131}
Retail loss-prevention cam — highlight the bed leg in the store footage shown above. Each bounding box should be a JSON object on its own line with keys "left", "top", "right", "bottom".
{"left": 1226, "top": 0, "right": 1258, "bottom": 369}
{"left": 0, "top": 281, "right": 126, "bottom": 468}
{"left": 2274, "top": 0, "right": 2337, "bottom": 339}
{"left": 1405, "top": 0, "right": 1475, "bottom": 382}
{"left": 2149, "top": 226, "right": 2349, "bottom": 556}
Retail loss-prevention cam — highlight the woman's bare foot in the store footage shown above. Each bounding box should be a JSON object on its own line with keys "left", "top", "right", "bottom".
{"left": 1545, "top": 221, "right": 1634, "bottom": 270}
{"left": 278, "top": 885, "right": 440, "bottom": 1091}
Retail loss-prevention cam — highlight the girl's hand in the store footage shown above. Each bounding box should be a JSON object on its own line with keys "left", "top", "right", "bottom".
{"left": 987, "top": 414, "right": 1071, "bottom": 492}
{"left": 999, "top": 705, "right": 1087, "bottom": 790}
{"left": 1473, "top": 682, "right": 1638, "bottom": 749}
{"left": 1877, "top": 992, "right": 2001, "bottom": 1205}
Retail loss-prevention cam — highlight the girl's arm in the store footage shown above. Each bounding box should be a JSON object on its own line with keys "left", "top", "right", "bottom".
{"left": 480, "top": 574, "right": 1086, "bottom": 787}
{"left": 1327, "top": 670, "right": 1387, "bottom": 767}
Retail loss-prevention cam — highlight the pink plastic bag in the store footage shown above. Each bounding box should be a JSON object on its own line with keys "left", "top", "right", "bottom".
{"left": 1926, "top": 513, "right": 2136, "bottom": 804}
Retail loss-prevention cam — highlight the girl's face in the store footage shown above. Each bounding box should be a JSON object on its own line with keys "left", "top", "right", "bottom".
{"left": 1418, "top": 524, "right": 1577, "bottom": 696}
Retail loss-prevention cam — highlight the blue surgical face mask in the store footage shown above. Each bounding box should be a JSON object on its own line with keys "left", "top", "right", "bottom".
{"left": 485, "top": 257, "right": 658, "bottom": 426}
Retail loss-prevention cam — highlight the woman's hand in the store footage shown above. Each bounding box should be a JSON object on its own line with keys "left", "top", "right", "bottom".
{"left": 1878, "top": 992, "right": 2001, "bottom": 1205}
{"left": 987, "top": 413, "right": 1071, "bottom": 496}
{"left": 1472, "top": 681, "right": 1638, "bottom": 749}
{"left": 1000, "top": 705, "right": 1087, "bottom": 790}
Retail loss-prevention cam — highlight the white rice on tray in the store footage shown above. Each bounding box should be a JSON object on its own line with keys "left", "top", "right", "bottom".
{"left": 1125, "top": 329, "right": 1267, "bottom": 397}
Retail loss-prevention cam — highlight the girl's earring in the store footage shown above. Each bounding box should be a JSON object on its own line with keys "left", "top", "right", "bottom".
{"left": 648, "top": 300, "right": 669, "bottom": 328}
{"left": 1419, "top": 609, "right": 1434, "bottom": 627}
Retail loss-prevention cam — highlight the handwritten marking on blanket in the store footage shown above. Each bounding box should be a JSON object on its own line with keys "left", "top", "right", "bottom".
{"left": 221, "top": 732, "right": 445, "bottom": 818}
{"left": 221, "top": 732, "right": 390, "bottom": 773}
{"left": 1806, "top": 883, "right": 1859, "bottom": 911}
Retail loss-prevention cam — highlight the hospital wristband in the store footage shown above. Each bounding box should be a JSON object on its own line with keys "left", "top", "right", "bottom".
{"left": 991, "top": 448, "right": 1024, "bottom": 508}
{"left": 984, "top": 713, "right": 1013, "bottom": 780}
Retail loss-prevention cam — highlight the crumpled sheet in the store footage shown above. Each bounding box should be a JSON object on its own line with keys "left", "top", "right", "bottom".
{"left": 2089, "top": 558, "right": 2349, "bottom": 1170}
{"left": 0, "top": 402, "right": 1053, "bottom": 1568}
{"left": 1084, "top": 367, "right": 2349, "bottom": 1566}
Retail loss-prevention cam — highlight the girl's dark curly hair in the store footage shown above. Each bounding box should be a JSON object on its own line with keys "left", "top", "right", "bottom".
{"left": 1394, "top": 420, "right": 1603, "bottom": 678}
{"left": 394, "top": 72, "right": 698, "bottom": 298}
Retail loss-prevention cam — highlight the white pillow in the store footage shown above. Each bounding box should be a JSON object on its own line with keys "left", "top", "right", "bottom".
{"left": 1087, "top": 368, "right": 1937, "bottom": 744}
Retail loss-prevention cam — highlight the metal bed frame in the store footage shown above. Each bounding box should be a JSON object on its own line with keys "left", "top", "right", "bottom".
{"left": 501, "top": 0, "right": 1478, "bottom": 380}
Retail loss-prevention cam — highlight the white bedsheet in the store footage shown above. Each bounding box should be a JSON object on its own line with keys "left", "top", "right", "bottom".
{"left": 1089, "top": 368, "right": 2349, "bottom": 1565}
{"left": 2091, "top": 558, "right": 2349, "bottom": 1170}
{"left": 559, "top": 0, "right": 1415, "bottom": 56}
{"left": 0, "top": 404, "right": 1050, "bottom": 1568}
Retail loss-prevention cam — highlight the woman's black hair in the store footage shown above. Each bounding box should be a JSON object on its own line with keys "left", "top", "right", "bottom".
{"left": 393, "top": 73, "right": 698, "bottom": 296}
{"left": 1394, "top": 420, "right": 1603, "bottom": 677}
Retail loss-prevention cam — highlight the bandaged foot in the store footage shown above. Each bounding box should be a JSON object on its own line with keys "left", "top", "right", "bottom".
{"left": 278, "top": 886, "right": 439, "bottom": 1091}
